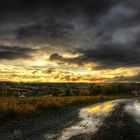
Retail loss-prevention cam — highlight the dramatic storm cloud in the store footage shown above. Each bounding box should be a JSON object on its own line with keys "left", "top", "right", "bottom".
{"left": 0, "top": 0, "right": 140, "bottom": 82}
{"left": 114, "top": 73, "right": 140, "bottom": 82}
{"left": 0, "top": 45, "right": 36, "bottom": 60}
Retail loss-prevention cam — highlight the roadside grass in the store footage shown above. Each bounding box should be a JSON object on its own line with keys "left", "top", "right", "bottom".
{"left": 106, "top": 93, "right": 135, "bottom": 100}
{"left": 0, "top": 94, "right": 135, "bottom": 125}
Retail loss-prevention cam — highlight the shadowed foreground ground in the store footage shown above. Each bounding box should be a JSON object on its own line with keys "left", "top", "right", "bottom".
{"left": 0, "top": 107, "right": 80, "bottom": 140}
{"left": 70, "top": 102, "right": 140, "bottom": 140}
{"left": 1, "top": 99, "right": 140, "bottom": 140}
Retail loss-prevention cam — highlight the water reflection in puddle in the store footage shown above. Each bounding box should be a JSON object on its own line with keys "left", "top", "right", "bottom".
{"left": 84, "top": 102, "right": 114, "bottom": 113}
{"left": 57, "top": 100, "right": 121, "bottom": 140}
{"left": 125, "top": 99, "right": 140, "bottom": 124}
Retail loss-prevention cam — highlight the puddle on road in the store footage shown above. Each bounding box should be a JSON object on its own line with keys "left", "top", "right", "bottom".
{"left": 56, "top": 100, "right": 121, "bottom": 140}
{"left": 84, "top": 102, "right": 114, "bottom": 113}
{"left": 125, "top": 99, "right": 140, "bottom": 124}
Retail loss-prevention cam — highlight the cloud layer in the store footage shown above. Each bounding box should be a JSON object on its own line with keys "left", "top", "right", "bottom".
{"left": 0, "top": 0, "right": 140, "bottom": 82}
{"left": 0, "top": 45, "right": 36, "bottom": 60}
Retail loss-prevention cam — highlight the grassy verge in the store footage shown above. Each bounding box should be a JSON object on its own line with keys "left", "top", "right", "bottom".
{"left": 0, "top": 94, "right": 134, "bottom": 125}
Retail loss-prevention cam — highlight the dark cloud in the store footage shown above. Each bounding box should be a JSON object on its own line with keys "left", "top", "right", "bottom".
{"left": 13, "top": 0, "right": 124, "bottom": 45}
{"left": 17, "top": 18, "right": 75, "bottom": 45}
{"left": 0, "top": 0, "right": 121, "bottom": 15}
{"left": 50, "top": 39, "right": 140, "bottom": 69}
{"left": 49, "top": 53, "right": 86, "bottom": 65}
{"left": 114, "top": 73, "right": 140, "bottom": 82}
{"left": 0, "top": 0, "right": 118, "bottom": 29}
{"left": 49, "top": 53, "right": 62, "bottom": 61}
{"left": 0, "top": 0, "right": 140, "bottom": 70}
{"left": 76, "top": 43, "right": 140, "bottom": 69}
{"left": 0, "top": 45, "right": 36, "bottom": 60}
{"left": 46, "top": 0, "right": 140, "bottom": 69}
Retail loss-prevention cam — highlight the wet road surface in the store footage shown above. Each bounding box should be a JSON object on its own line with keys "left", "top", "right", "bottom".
{"left": 57, "top": 99, "right": 140, "bottom": 140}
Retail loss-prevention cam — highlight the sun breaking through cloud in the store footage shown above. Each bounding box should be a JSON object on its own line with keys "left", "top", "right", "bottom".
{"left": 0, "top": 0, "right": 140, "bottom": 83}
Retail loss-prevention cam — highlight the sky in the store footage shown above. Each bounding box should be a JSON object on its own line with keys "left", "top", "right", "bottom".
{"left": 0, "top": 0, "right": 140, "bottom": 83}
